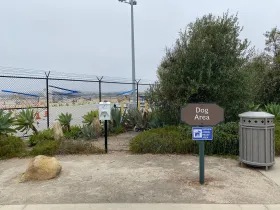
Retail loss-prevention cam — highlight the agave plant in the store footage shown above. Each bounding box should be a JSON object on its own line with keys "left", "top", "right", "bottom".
{"left": 123, "top": 108, "right": 148, "bottom": 131}
{"left": 111, "top": 108, "right": 122, "bottom": 128}
{"left": 147, "top": 107, "right": 164, "bottom": 129}
{"left": 248, "top": 104, "right": 261, "bottom": 111}
{"left": 0, "top": 110, "right": 16, "bottom": 135}
{"left": 81, "top": 124, "right": 96, "bottom": 140}
{"left": 15, "top": 109, "right": 38, "bottom": 134}
{"left": 264, "top": 104, "right": 280, "bottom": 121}
{"left": 57, "top": 112, "right": 72, "bottom": 132}
{"left": 82, "top": 110, "right": 98, "bottom": 126}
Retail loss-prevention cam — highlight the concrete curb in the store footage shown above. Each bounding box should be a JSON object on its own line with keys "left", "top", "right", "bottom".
{"left": 0, "top": 204, "right": 280, "bottom": 210}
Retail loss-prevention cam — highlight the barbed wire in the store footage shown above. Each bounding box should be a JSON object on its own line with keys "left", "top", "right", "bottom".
{"left": 0, "top": 66, "right": 155, "bottom": 85}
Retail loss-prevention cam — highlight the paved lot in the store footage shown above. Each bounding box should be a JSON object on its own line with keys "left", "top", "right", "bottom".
{"left": 1, "top": 154, "right": 280, "bottom": 205}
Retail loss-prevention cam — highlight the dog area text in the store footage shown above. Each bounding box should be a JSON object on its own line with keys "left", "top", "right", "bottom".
{"left": 194, "top": 107, "right": 209, "bottom": 120}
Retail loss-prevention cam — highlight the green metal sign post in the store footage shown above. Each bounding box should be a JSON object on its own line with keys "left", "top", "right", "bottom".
{"left": 181, "top": 103, "right": 224, "bottom": 185}
{"left": 199, "top": 141, "right": 205, "bottom": 185}
{"left": 192, "top": 127, "right": 212, "bottom": 184}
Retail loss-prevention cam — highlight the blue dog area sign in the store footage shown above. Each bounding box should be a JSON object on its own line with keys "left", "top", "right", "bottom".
{"left": 192, "top": 127, "right": 213, "bottom": 140}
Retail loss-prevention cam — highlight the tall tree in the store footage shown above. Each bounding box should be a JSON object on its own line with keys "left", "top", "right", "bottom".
{"left": 264, "top": 27, "right": 280, "bottom": 66}
{"left": 146, "top": 12, "right": 252, "bottom": 124}
{"left": 261, "top": 27, "right": 280, "bottom": 103}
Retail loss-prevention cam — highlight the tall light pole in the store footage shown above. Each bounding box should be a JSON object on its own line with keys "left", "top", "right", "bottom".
{"left": 118, "top": 0, "right": 137, "bottom": 106}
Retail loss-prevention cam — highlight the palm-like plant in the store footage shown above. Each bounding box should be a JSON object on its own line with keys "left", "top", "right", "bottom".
{"left": 82, "top": 110, "right": 98, "bottom": 126}
{"left": 248, "top": 104, "right": 261, "bottom": 111}
{"left": 15, "top": 109, "right": 38, "bottom": 134}
{"left": 265, "top": 104, "right": 280, "bottom": 121}
{"left": 0, "top": 110, "right": 16, "bottom": 135}
{"left": 57, "top": 112, "right": 72, "bottom": 132}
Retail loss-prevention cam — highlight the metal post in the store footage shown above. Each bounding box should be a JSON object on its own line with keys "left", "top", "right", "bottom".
{"left": 97, "top": 76, "right": 103, "bottom": 103}
{"left": 136, "top": 79, "right": 140, "bottom": 109}
{"left": 45, "top": 71, "right": 50, "bottom": 128}
{"left": 199, "top": 140, "right": 205, "bottom": 185}
{"left": 105, "top": 120, "right": 108, "bottom": 153}
{"left": 130, "top": 1, "right": 136, "bottom": 104}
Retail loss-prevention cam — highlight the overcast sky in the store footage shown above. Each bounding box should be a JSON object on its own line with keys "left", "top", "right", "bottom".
{"left": 0, "top": 0, "right": 279, "bottom": 82}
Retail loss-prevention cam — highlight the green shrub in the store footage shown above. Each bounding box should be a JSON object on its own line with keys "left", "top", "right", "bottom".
{"left": 0, "top": 135, "right": 27, "bottom": 159}
{"left": 29, "top": 129, "right": 54, "bottom": 146}
{"left": 0, "top": 110, "right": 16, "bottom": 135}
{"left": 129, "top": 126, "right": 193, "bottom": 154}
{"left": 111, "top": 108, "right": 122, "bottom": 127}
{"left": 265, "top": 104, "right": 280, "bottom": 121}
{"left": 15, "top": 109, "right": 38, "bottom": 134}
{"left": 64, "top": 126, "right": 82, "bottom": 140}
{"left": 82, "top": 110, "right": 98, "bottom": 126}
{"left": 57, "top": 140, "right": 104, "bottom": 155}
{"left": 109, "top": 125, "right": 125, "bottom": 136}
{"left": 81, "top": 125, "right": 96, "bottom": 140}
{"left": 30, "top": 140, "right": 60, "bottom": 156}
{"left": 57, "top": 112, "right": 72, "bottom": 132}
{"left": 130, "top": 123, "right": 239, "bottom": 155}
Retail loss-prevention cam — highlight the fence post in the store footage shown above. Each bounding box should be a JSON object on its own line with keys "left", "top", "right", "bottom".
{"left": 45, "top": 71, "right": 50, "bottom": 128}
{"left": 136, "top": 80, "right": 141, "bottom": 109}
{"left": 97, "top": 76, "right": 103, "bottom": 102}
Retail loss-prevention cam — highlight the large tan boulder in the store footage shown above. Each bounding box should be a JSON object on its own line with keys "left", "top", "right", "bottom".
{"left": 53, "top": 120, "right": 64, "bottom": 140}
{"left": 92, "top": 118, "right": 101, "bottom": 137}
{"left": 20, "top": 155, "right": 62, "bottom": 182}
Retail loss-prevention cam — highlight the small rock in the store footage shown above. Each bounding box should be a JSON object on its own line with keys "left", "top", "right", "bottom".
{"left": 20, "top": 155, "right": 62, "bottom": 182}
{"left": 92, "top": 118, "right": 101, "bottom": 137}
{"left": 53, "top": 120, "right": 64, "bottom": 140}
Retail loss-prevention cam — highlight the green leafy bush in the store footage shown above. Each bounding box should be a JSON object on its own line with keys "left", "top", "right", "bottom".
{"left": 110, "top": 108, "right": 123, "bottom": 129}
{"left": 147, "top": 107, "right": 164, "bottom": 129}
{"left": 123, "top": 108, "right": 150, "bottom": 131}
{"left": 0, "top": 135, "right": 27, "bottom": 159}
{"left": 82, "top": 110, "right": 98, "bottom": 126}
{"left": 130, "top": 126, "right": 194, "bottom": 154}
{"left": 57, "top": 112, "right": 72, "bottom": 132}
{"left": 81, "top": 125, "right": 96, "bottom": 140}
{"left": 265, "top": 104, "right": 280, "bottom": 121}
{"left": 64, "top": 126, "right": 82, "bottom": 140}
{"left": 28, "top": 129, "right": 54, "bottom": 146}
{"left": 109, "top": 125, "right": 125, "bottom": 135}
{"left": 15, "top": 109, "right": 38, "bottom": 134}
{"left": 0, "top": 110, "right": 16, "bottom": 135}
{"left": 130, "top": 123, "right": 239, "bottom": 155}
{"left": 30, "top": 140, "right": 60, "bottom": 156}
{"left": 57, "top": 140, "right": 104, "bottom": 155}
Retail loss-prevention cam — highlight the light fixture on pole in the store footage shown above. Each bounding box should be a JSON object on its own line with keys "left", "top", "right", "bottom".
{"left": 118, "top": 0, "right": 137, "bottom": 106}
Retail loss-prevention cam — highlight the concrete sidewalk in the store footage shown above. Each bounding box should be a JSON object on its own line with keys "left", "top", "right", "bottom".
{"left": 260, "top": 157, "right": 280, "bottom": 186}
{"left": 1, "top": 204, "right": 280, "bottom": 210}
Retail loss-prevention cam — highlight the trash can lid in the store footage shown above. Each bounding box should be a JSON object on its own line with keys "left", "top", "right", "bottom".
{"left": 238, "top": 111, "right": 275, "bottom": 118}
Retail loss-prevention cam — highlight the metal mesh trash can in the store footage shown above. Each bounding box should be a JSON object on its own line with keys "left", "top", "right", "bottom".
{"left": 239, "top": 111, "right": 275, "bottom": 170}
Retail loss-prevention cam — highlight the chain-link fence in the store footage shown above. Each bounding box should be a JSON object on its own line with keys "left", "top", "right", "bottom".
{"left": 0, "top": 66, "right": 154, "bottom": 137}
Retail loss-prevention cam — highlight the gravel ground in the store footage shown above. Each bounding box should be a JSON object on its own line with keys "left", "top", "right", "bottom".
{"left": 93, "top": 131, "right": 138, "bottom": 151}
{"left": 0, "top": 153, "right": 280, "bottom": 205}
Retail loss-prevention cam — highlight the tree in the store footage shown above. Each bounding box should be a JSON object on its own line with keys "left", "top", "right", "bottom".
{"left": 146, "top": 12, "right": 252, "bottom": 124}
{"left": 243, "top": 53, "right": 271, "bottom": 105}
{"left": 261, "top": 27, "right": 280, "bottom": 103}
{"left": 264, "top": 27, "right": 280, "bottom": 66}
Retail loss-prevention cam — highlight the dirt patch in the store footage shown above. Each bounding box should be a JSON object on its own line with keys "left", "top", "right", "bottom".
{"left": 0, "top": 153, "right": 280, "bottom": 204}
{"left": 93, "top": 131, "right": 138, "bottom": 151}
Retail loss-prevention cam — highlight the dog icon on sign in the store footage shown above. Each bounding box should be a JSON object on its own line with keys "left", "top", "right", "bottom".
{"left": 193, "top": 129, "right": 202, "bottom": 138}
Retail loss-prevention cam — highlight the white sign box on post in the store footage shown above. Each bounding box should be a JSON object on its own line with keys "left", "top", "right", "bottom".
{"left": 99, "top": 102, "right": 111, "bottom": 121}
